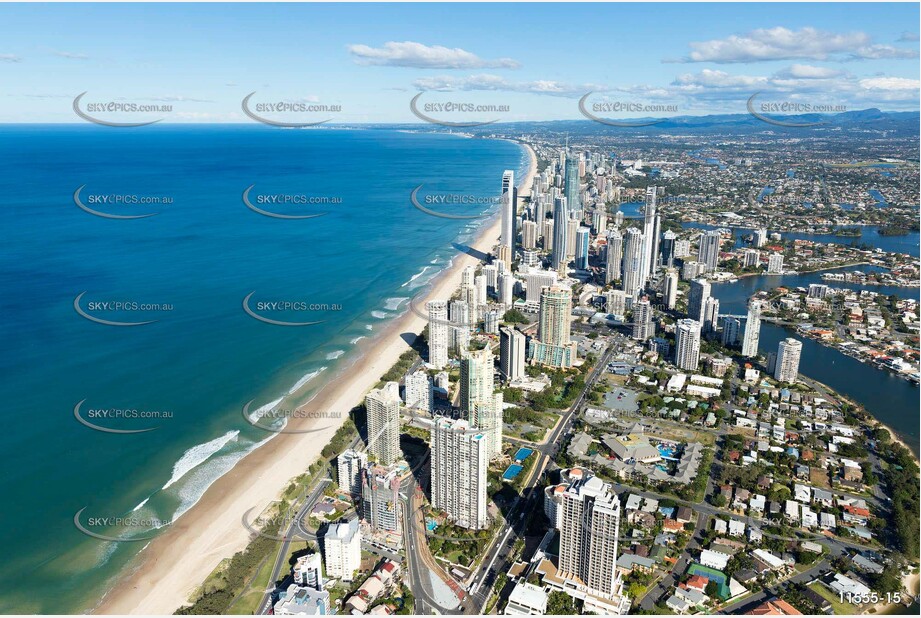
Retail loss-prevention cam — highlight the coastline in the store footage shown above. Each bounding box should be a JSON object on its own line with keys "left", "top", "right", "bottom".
{"left": 93, "top": 141, "right": 537, "bottom": 615}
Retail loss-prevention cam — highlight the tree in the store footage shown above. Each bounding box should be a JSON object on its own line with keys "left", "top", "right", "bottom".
{"left": 705, "top": 581, "right": 719, "bottom": 598}
{"left": 546, "top": 591, "right": 578, "bottom": 615}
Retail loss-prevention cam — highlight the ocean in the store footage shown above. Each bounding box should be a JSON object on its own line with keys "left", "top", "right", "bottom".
{"left": 0, "top": 125, "right": 527, "bottom": 613}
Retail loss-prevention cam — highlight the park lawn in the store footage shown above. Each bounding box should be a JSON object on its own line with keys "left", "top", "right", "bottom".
{"left": 226, "top": 541, "right": 284, "bottom": 614}
{"left": 808, "top": 582, "right": 858, "bottom": 615}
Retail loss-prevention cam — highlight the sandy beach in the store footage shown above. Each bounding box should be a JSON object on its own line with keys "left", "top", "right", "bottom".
{"left": 94, "top": 141, "right": 537, "bottom": 615}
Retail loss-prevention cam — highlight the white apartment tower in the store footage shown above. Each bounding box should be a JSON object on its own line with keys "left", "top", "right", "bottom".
{"left": 321, "top": 518, "right": 362, "bottom": 581}
{"left": 558, "top": 470, "right": 623, "bottom": 600}
{"left": 336, "top": 449, "right": 368, "bottom": 497}
{"left": 430, "top": 417, "right": 489, "bottom": 530}
{"left": 365, "top": 382, "right": 401, "bottom": 465}
{"left": 529, "top": 285, "right": 577, "bottom": 368}
{"left": 675, "top": 319, "right": 702, "bottom": 371}
{"left": 403, "top": 368, "right": 433, "bottom": 413}
{"left": 460, "top": 347, "right": 503, "bottom": 459}
{"left": 427, "top": 300, "right": 449, "bottom": 369}
{"left": 774, "top": 338, "right": 803, "bottom": 383}
{"left": 741, "top": 300, "right": 762, "bottom": 357}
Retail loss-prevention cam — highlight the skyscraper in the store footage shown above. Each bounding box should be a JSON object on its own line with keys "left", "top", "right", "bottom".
{"left": 687, "top": 278, "right": 711, "bottom": 323}
{"left": 564, "top": 156, "right": 581, "bottom": 213}
{"left": 703, "top": 296, "right": 720, "bottom": 334}
{"left": 605, "top": 228, "right": 623, "bottom": 285}
{"left": 721, "top": 316, "right": 742, "bottom": 347}
{"left": 641, "top": 186, "right": 660, "bottom": 284}
{"left": 604, "top": 289, "right": 626, "bottom": 318}
{"left": 529, "top": 285, "right": 577, "bottom": 368}
{"left": 365, "top": 382, "right": 401, "bottom": 465}
{"left": 632, "top": 298, "right": 653, "bottom": 341}
{"left": 322, "top": 518, "right": 362, "bottom": 581}
{"left": 498, "top": 272, "right": 515, "bottom": 306}
{"left": 521, "top": 219, "right": 538, "bottom": 250}
{"left": 500, "top": 170, "right": 516, "bottom": 265}
{"left": 551, "top": 197, "right": 569, "bottom": 274}
{"left": 336, "top": 449, "right": 368, "bottom": 497}
{"left": 697, "top": 230, "right": 721, "bottom": 273}
{"left": 663, "top": 269, "right": 678, "bottom": 310}
{"left": 774, "top": 338, "right": 802, "bottom": 383}
{"left": 403, "top": 368, "right": 433, "bottom": 413}
{"left": 360, "top": 465, "right": 400, "bottom": 533}
{"left": 575, "top": 226, "right": 590, "bottom": 269}
{"left": 449, "top": 299, "right": 471, "bottom": 353}
{"left": 675, "top": 319, "right": 702, "bottom": 371}
{"left": 427, "top": 300, "right": 449, "bottom": 369}
{"left": 499, "top": 327, "right": 526, "bottom": 382}
{"left": 558, "top": 469, "right": 624, "bottom": 600}
{"left": 622, "top": 228, "right": 645, "bottom": 298}
{"left": 460, "top": 348, "right": 503, "bottom": 460}
{"left": 660, "top": 230, "right": 677, "bottom": 268}
{"left": 741, "top": 300, "right": 762, "bottom": 357}
{"left": 430, "top": 417, "right": 489, "bottom": 530}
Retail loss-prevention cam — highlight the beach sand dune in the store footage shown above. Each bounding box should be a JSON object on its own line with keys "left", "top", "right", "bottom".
{"left": 94, "top": 142, "right": 537, "bottom": 615}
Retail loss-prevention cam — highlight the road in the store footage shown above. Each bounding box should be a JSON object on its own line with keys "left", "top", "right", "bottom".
{"left": 256, "top": 474, "right": 333, "bottom": 615}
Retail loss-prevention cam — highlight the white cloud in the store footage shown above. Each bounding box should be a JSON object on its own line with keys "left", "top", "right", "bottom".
{"left": 676, "top": 27, "right": 917, "bottom": 63}
{"left": 348, "top": 41, "right": 519, "bottom": 69}
{"left": 858, "top": 77, "right": 921, "bottom": 91}
{"left": 898, "top": 31, "right": 920, "bottom": 42}
{"left": 774, "top": 64, "right": 844, "bottom": 79}
{"left": 412, "top": 73, "right": 599, "bottom": 97}
{"left": 1, "top": 54, "right": 22, "bottom": 63}
{"left": 54, "top": 51, "right": 89, "bottom": 60}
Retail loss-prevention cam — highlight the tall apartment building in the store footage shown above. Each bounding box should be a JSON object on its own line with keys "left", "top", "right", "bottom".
{"left": 604, "top": 289, "right": 626, "bottom": 318}
{"left": 427, "top": 300, "right": 449, "bottom": 369}
{"left": 529, "top": 285, "right": 577, "bottom": 368}
{"left": 321, "top": 518, "right": 362, "bottom": 581}
{"left": 403, "top": 368, "right": 433, "bottom": 413}
{"left": 663, "top": 269, "right": 678, "bottom": 310}
{"left": 641, "top": 186, "right": 661, "bottom": 284}
{"left": 499, "top": 326, "right": 526, "bottom": 382}
{"left": 675, "top": 319, "right": 702, "bottom": 371}
{"left": 622, "top": 228, "right": 645, "bottom": 298}
{"left": 697, "top": 230, "right": 722, "bottom": 272}
{"left": 721, "top": 316, "right": 742, "bottom": 347}
{"left": 774, "top": 338, "right": 803, "bottom": 383}
{"left": 430, "top": 417, "right": 489, "bottom": 530}
{"left": 632, "top": 298, "right": 653, "bottom": 341}
{"left": 605, "top": 228, "right": 623, "bottom": 284}
{"left": 741, "top": 300, "right": 762, "bottom": 357}
{"left": 767, "top": 252, "right": 784, "bottom": 274}
{"left": 460, "top": 347, "right": 503, "bottom": 459}
{"left": 500, "top": 170, "right": 516, "bottom": 266}
{"left": 365, "top": 382, "right": 401, "bottom": 465}
{"left": 687, "top": 279, "right": 711, "bottom": 323}
{"left": 360, "top": 465, "right": 401, "bottom": 533}
{"left": 336, "top": 449, "right": 368, "bottom": 497}
{"left": 703, "top": 296, "right": 720, "bottom": 334}
{"left": 551, "top": 197, "right": 569, "bottom": 273}
{"left": 558, "top": 469, "right": 624, "bottom": 601}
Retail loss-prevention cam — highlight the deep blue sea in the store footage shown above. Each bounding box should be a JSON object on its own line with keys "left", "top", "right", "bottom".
{"left": 0, "top": 125, "right": 526, "bottom": 612}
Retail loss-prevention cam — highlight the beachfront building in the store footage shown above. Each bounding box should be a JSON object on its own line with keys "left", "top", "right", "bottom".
{"left": 336, "top": 448, "right": 367, "bottom": 497}
{"left": 273, "top": 584, "right": 331, "bottom": 616}
{"left": 365, "top": 382, "right": 401, "bottom": 465}
{"left": 500, "top": 326, "right": 526, "bottom": 382}
{"left": 360, "top": 464, "right": 401, "bottom": 534}
{"left": 774, "top": 338, "right": 803, "bottom": 383}
{"left": 321, "top": 517, "right": 361, "bottom": 581}
{"left": 403, "top": 368, "right": 433, "bottom": 413}
{"left": 529, "top": 285, "right": 577, "bottom": 368}
{"left": 430, "top": 417, "right": 489, "bottom": 530}
{"left": 460, "top": 347, "right": 503, "bottom": 459}
{"left": 551, "top": 196, "right": 570, "bottom": 274}
{"left": 293, "top": 552, "right": 324, "bottom": 589}
{"left": 500, "top": 170, "right": 516, "bottom": 267}
{"left": 427, "top": 300, "right": 449, "bottom": 369}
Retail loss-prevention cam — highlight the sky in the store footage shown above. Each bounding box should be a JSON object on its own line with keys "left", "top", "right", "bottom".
{"left": 0, "top": 2, "right": 918, "bottom": 123}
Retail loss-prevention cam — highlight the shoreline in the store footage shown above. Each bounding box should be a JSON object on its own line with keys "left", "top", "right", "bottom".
{"left": 93, "top": 141, "right": 537, "bottom": 615}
